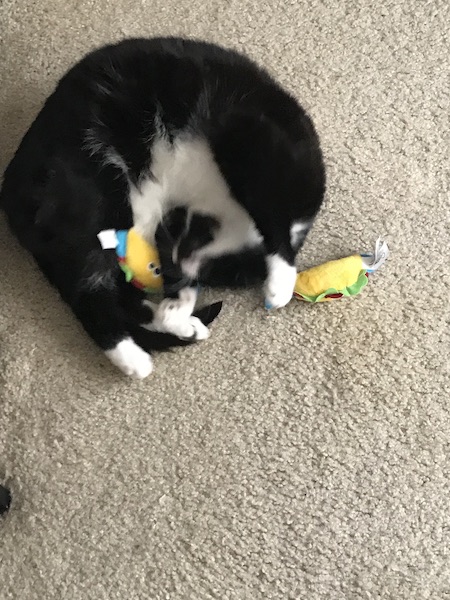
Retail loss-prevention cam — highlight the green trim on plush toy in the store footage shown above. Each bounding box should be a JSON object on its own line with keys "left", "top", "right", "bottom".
{"left": 296, "top": 269, "right": 369, "bottom": 303}
{"left": 120, "top": 263, "right": 134, "bottom": 283}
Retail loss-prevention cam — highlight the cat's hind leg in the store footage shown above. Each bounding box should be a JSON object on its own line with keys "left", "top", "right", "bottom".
{"left": 73, "top": 285, "right": 154, "bottom": 379}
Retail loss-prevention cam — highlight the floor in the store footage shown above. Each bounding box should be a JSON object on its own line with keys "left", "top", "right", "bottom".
{"left": 1, "top": 0, "right": 449, "bottom": 598}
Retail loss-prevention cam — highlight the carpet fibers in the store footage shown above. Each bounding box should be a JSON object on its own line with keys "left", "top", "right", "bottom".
{"left": 1, "top": 0, "right": 449, "bottom": 598}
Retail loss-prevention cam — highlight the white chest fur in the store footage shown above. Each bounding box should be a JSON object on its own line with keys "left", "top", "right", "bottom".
{"left": 128, "top": 135, "right": 262, "bottom": 254}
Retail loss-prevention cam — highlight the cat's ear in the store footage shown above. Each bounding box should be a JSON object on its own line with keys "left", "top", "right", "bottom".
{"left": 193, "top": 301, "right": 223, "bottom": 325}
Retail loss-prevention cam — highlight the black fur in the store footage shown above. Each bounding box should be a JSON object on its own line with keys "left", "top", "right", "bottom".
{"left": 1, "top": 37, "right": 325, "bottom": 364}
{"left": 0, "top": 485, "right": 11, "bottom": 515}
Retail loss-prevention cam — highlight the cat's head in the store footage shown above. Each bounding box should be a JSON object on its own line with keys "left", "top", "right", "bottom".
{"left": 157, "top": 207, "right": 221, "bottom": 279}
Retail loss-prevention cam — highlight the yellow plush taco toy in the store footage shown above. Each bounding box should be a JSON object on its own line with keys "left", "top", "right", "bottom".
{"left": 293, "top": 239, "right": 389, "bottom": 303}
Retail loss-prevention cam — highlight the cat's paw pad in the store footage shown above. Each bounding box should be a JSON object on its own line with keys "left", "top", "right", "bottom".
{"left": 105, "top": 339, "right": 153, "bottom": 379}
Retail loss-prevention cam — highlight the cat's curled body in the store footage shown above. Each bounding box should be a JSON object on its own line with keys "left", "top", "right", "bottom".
{"left": 1, "top": 37, "right": 325, "bottom": 377}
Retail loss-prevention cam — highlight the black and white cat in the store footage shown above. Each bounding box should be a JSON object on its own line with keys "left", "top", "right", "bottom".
{"left": 1, "top": 37, "right": 326, "bottom": 378}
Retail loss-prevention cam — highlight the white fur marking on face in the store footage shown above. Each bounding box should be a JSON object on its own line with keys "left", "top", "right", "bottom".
{"left": 290, "top": 221, "right": 310, "bottom": 247}
{"left": 264, "top": 254, "right": 297, "bottom": 309}
{"left": 105, "top": 338, "right": 153, "bottom": 379}
{"left": 143, "top": 288, "right": 209, "bottom": 340}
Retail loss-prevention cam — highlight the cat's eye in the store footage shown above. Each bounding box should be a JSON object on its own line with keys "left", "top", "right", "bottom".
{"left": 147, "top": 262, "right": 161, "bottom": 276}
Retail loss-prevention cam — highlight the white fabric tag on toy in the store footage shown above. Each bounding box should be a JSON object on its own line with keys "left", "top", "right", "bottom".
{"left": 361, "top": 238, "right": 390, "bottom": 272}
{"left": 97, "top": 229, "right": 118, "bottom": 250}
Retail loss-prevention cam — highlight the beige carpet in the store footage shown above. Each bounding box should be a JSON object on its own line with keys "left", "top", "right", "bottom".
{"left": 1, "top": 0, "right": 449, "bottom": 598}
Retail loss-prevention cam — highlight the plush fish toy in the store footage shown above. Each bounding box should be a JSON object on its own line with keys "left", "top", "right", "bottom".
{"left": 97, "top": 228, "right": 163, "bottom": 292}
{"left": 97, "top": 229, "right": 389, "bottom": 303}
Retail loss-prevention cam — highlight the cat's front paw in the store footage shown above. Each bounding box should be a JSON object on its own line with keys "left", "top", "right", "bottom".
{"left": 264, "top": 257, "right": 297, "bottom": 309}
{"left": 264, "top": 286, "right": 294, "bottom": 310}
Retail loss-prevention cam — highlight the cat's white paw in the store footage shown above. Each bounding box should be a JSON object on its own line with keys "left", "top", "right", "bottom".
{"left": 105, "top": 338, "right": 153, "bottom": 379}
{"left": 144, "top": 288, "right": 209, "bottom": 340}
{"left": 264, "top": 255, "right": 297, "bottom": 309}
{"left": 187, "top": 316, "right": 210, "bottom": 340}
